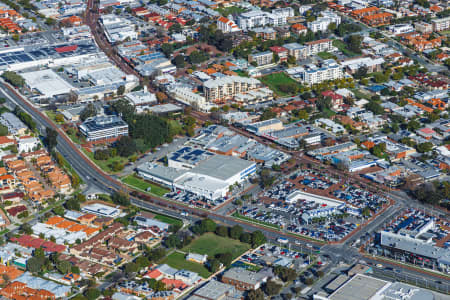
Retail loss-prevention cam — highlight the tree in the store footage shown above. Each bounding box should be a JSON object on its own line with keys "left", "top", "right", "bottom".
{"left": 207, "top": 258, "right": 221, "bottom": 273}
{"left": 169, "top": 23, "right": 182, "bottom": 33}
{"left": 156, "top": 92, "right": 168, "bottom": 103}
{"left": 216, "top": 252, "right": 233, "bottom": 267}
{"left": 57, "top": 260, "right": 72, "bottom": 274}
{"left": 111, "top": 191, "right": 130, "bottom": 206}
{"left": 365, "top": 101, "right": 384, "bottom": 115}
{"left": 26, "top": 256, "right": 44, "bottom": 273}
{"left": 251, "top": 231, "right": 266, "bottom": 248}
{"left": 240, "top": 232, "right": 252, "bottom": 244}
{"left": 117, "top": 85, "right": 125, "bottom": 96}
{"left": 346, "top": 34, "right": 363, "bottom": 54}
{"left": 84, "top": 288, "right": 101, "bottom": 300}
{"left": 274, "top": 266, "right": 297, "bottom": 282}
{"left": 1, "top": 71, "right": 25, "bottom": 87}
{"left": 20, "top": 223, "right": 33, "bottom": 235}
{"left": 246, "top": 289, "right": 264, "bottom": 300}
{"left": 55, "top": 114, "right": 64, "bottom": 123}
{"left": 65, "top": 197, "right": 81, "bottom": 211}
{"left": 416, "top": 142, "right": 433, "bottom": 153}
{"left": 188, "top": 50, "right": 209, "bottom": 65}
{"left": 163, "top": 234, "right": 181, "bottom": 248}
{"left": 407, "top": 119, "right": 421, "bottom": 131}
{"left": 53, "top": 206, "right": 65, "bottom": 216}
{"left": 264, "top": 280, "right": 282, "bottom": 296}
{"left": 215, "top": 226, "right": 228, "bottom": 237}
{"left": 136, "top": 256, "right": 150, "bottom": 269}
{"left": 115, "top": 135, "right": 137, "bottom": 157}
{"left": 80, "top": 104, "right": 97, "bottom": 121}
{"left": 172, "top": 55, "right": 185, "bottom": 68}
{"left": 45, "top": 127, "right": 58, "bottom": 151}
{"left": 260, "top": 108, "right": 277, "bottom": 121}
{"left": 229, "top": 225, "right": 243, "bottom": 240}
{"left": 124, "top": 262, "right": 139, "bottom": 276}
{"left": 373, "top": 73, "right": 389, "bottom": 83}
{"left": 0, "top": 124, "right": 8, "bottom": 136}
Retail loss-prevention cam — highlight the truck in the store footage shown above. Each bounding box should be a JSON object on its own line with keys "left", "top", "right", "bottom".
{"left": 277, "top": 237, "right": 289, "bottom": 244}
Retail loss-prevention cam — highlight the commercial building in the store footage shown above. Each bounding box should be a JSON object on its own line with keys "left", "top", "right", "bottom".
{"left": 81, "top": 203, "right": 121, "bottom": 218}
{"left": 431, "top": 16, "right": 450, "bottom": 32}
{"left": 246, "top": 118, "right": 284, "bottom": 134}
{"left": 79, "top": 115, "right": 128, "bottom": 143}
{"left": 21, "top": 69, "right": 75, "bottom": 98}
{"left": 0, "top": 112, "right": 27, "bottom": 135}
{"left": 190, "top": 280, "right": 243, "bottom": 300}
{"left": 136, "top": 149, "right": 256, "bottom": 200}
{"left": 248, "top": 51, "right": 273, "bottom": 66}
{"left": 221, "top": 268, "right": 270, "bottom": 291}
{"left": 168, "top": 86, "right": 216, "bottom": 112}
{"left": 203, "top": 76, "right": 261, "bottom": 102}
{"left": 379, "top": 231, "right": 450, "bottom": 273}
{"left": 0, "top": 40, "right": 100, "bottom": 72}
{"left": 124, "top": 88, "right": 157, "bottom": 107}
{"left": 388, "top": 24, "right": 414, "bottom": 35}
{"left": 99, "top": 14, "right": 138, "bottom": 43}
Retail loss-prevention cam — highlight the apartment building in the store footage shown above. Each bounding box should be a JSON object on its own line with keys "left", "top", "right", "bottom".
{"left": 414, "top": 22, "right": 433, "bottom": 34}
{"left": 283, "top": 43, "right": 307, "bottom": 59}
{"left": 269, "top": 46, "right": 288, "bottom": 62}
{"left": 362, "top": 12, "right": 393, "bottom": 26}
{"left": 297, "top": 59, "right": 343, "bottom": 85}
{"left": 305, "top": 39, "right": 333, "bottom": 55}
{"left": 248, "top": 51, "right": 273, "bottom": 66}
{"left": 203, "top": 76, "right": 261, "bottom": 102}
{"left": 431, "top": 16, "right": 450, "bottom": 32}
{"left": 350, "top": 6, "right": 380, "bottom": 19}
{"left": 237, "top": 8, "right": 291, "bottom": 30}
{"left": 307, "top": 10, "right": 341, "bottom": 32}
{"left": 217, "top": 16, "right": 240, "bottom": 33}
{"left": 79, "top": 115, "right": 129, "bottom": 143}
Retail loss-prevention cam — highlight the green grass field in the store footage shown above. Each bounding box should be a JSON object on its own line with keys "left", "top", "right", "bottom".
{"left": 83, "top": 149, "right": 128, "bottom": 174}
{"left": 317, "top": 52, "right": 337, "bottom": 60}
{"left": 259, "top": 72, "right": 302, "bottom": 96}
{"left": 332, "top": 39, "right": 360, "bottom": 57}
{"left": 121, "top": 174, "right": 169, "bottom": 197}
{"left": 160, "top": 252, "right": 211, "bottom": 278}
{"left": 182, "top": 232, "right": 250, "bottom": 260}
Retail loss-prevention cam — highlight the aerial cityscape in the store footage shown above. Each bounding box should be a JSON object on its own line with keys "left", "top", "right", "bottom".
{"left": 0, "top": 0, "right": 447, "bottom": 299}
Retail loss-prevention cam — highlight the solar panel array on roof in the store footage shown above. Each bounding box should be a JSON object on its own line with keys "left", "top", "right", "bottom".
{"left": 0, "top": 40, "right": 99, "bottom": 69}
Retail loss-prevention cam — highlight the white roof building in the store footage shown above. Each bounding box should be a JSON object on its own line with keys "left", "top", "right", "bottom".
{"left": 22, "top": 69, "right": 75, "bottom": 98}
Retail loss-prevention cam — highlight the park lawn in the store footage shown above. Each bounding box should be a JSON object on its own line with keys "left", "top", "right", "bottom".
{"left": 317, "top": 52, "right": 337, "bottom": 60}
{"left": 45, "top": 110, "right": 64, "bottom": 124}
{"left": 66, "top": 129, "right": 83, "bottom": 144}
{"left": 215, "top": 6, "right": 245, "bottom": 16}
{"left": 332, "top": 39, "right": 359, "bottom": 57}
{"left": 121, "top": 174, "right": 169, "bottom": 197}
{"left": 351, "top": 88, "right": 371, "bottom": 99}
{"left": 160, "top": 252, "right": 211, "bottom": 278}
{"left": 259, "top": 72, "right": 302, "bottom": 96}
{"left": 182, "top": 232, "right": 250, "bottom": 260}
{"left": 83, "top": 149, "right": 128, "bottom": 174}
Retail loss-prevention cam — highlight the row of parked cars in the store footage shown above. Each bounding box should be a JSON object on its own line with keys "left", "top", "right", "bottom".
{"left": 333, "top": 185, "right": 388, "bottom": 211}
{"left": 164, "top": 190, "right": 226, "bottom": 208}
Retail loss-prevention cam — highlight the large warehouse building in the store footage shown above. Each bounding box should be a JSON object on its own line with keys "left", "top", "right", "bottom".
{"left": 136, "top": 147, "right": 256, "bottom": 200}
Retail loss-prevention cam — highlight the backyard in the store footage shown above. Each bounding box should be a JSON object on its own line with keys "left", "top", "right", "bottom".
{"left": 215, "top": 6, "right": 246, "bottom": 16}
{"left": 160, "top": 252, "right": 211, "bottom": 278}
{"left": 121, "top": 174, "right": 170, "bottom": 197}
{"left": 259, "top": 72, "right": 303, "bottom": 96}
{"left": 182, "top": 232, "right": 250, "bottom": 260}
{"left": 317, "top": 52, "right": 337, "bottom": 60}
